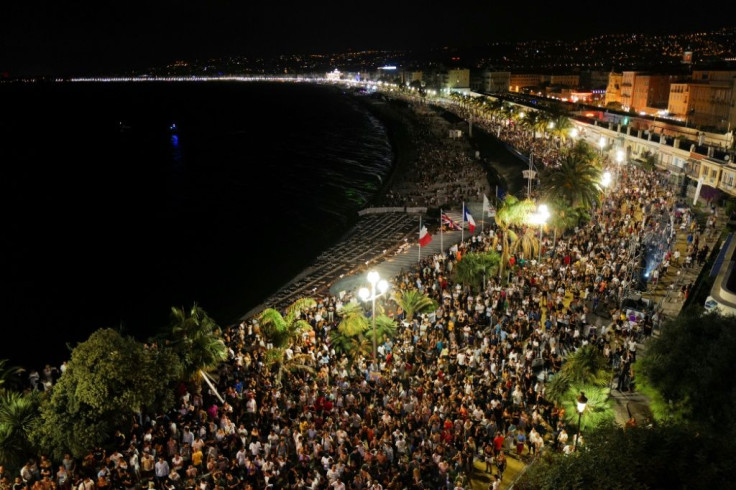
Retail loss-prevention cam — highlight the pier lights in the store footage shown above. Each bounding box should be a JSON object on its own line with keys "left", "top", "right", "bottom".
{"left": 574, "top": 391, "right": 588, "bottom": 452}
{"left": 359, "top": 271, "right": 389, "bottom": 373}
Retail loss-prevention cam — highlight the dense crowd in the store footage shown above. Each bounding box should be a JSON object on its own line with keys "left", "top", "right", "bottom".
{"left": 378, "top": 106, "right": 489, "bottom": 208}
{"left": 7, "top": 96, "right": 717, "bottom": 490}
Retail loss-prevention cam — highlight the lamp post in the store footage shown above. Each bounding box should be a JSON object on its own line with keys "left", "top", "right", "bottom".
{"left": 358, "top": 271, "right": 389, "bottom": 373}
{"left": 616, "top": 149, "right": 625, "bottom": 185}
{"left": 569, "top": 127, "right": 579, "bottom": 149}
{"left": 532, "top": 204, "right": 550, "bottom": 261}
{"left": 599, "top": 136, "right": 606, "bottom": 160}
{"left": 574, "top": 391, "right": 588, "bottom": 452}
{"left": 601, "top": 171, "right": 612, "bottom": 192}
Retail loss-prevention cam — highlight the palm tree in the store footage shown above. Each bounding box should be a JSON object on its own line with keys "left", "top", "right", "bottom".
{"left": 485, "top": 98, "right": 506, "bottom": 122}
{"left": 454, "top": 251, "right": 501, "bottom": 292}
{"left": 262, "top": 348, "right": 315, "bottom": 387}
{"left": 546, "top": 345, "right": 612, "bottom": 408}
{"left": 547, "top": 199, "right": 590, "bottom": 237}
{"left": 560, "top": 345, "right": 611, "bottom": 386}
{"left": 336, "top": 302, "right": 369, "bottom": 336}
{"left": 0, "top": 360, "right": 25, "bottom": 392}
{"left": 548, "top": 115, "right": 573, "bottom": 141}
{"left": 258, "top": 297, "right": 316, "bottom": 349}
{"left": 394, "top": 289, "right": 438, "bottom": 322}
{"left": 364, "top": 315, "right": 398, "bottom": 346}
{"left": 511, "top": 226, "right": 541, "bottom": 260}
{"left": 540, "top": 148, "right": 602, "bottom": 209}
{"left": 560, "top": 384, "right": 615, "bottom": 430}
{"left": 493, "top": 196, "right": 537, "bottom": 280}
{"left": 166, "top": 304, "right": 228, "bottom": 387}
{"left": 0, "top": 390, "right": 39, "bottom": 472}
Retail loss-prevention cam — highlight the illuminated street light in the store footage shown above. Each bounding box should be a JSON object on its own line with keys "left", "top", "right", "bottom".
{"left": 601, "top": 171, "right": 612, "bottom": 189}
{"left": 574, "top": 391, "right": 588, "bottom": 452}
{"left": 358, "top": 271, "right": 389, "bottom": 372}
{"left": 529, "top": 205, "right": 550, "bottom": 261}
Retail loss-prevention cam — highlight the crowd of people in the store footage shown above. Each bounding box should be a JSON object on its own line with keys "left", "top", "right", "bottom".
{"left": 378, "top": 104, "right": 490, "bottom": 208}
{"left": 8, "top": 94, "right": 715, "bottom": 490}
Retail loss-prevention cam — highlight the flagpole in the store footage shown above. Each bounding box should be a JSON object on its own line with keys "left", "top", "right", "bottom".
{"left": 461, "top": 202, "right": 465, "bottom": 243}
{"left": 418, "top": 216, "right": 422, "bottom": 263}
{"left": 440, "top": 208, "right": 444, "bottom": 252}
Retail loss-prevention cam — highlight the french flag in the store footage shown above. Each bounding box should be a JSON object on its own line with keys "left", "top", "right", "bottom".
{"left": 464, "top": 206, "right": 476, "bottom": 233}
{"left": 419, "top": 225, "right": 432, "bottom": 247}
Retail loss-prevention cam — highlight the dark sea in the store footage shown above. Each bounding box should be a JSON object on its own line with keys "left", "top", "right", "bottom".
{"left": 0, "top": 81, "right": 393, "bottom": 371}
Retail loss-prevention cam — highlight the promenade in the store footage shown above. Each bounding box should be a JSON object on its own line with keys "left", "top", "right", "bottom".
{"left": 21, "top": 90, "right": 732, "bottom": 490}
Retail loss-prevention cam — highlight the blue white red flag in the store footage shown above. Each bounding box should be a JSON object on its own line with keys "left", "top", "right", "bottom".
{"left": 463, "top": 207, "right": 476, "bottom": 233}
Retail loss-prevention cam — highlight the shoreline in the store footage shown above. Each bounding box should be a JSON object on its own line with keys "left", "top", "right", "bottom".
{"left": 239, "top": 92, "right": 512, "bottom": 322}
{"left": 239, "top": 93, "right": 425, "bottom": 320}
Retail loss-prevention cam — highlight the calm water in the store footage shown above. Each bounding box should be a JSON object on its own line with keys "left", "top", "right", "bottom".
{"left": 0, "top": 82, "right": 393, "bottom": 370}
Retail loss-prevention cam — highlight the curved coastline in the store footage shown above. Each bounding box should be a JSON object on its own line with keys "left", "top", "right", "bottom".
{"left": 238, "top": 90, "right": 523, "bottom": 321}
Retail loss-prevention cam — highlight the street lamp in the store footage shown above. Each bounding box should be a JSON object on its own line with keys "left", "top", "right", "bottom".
{"left": 358, "top": 271, "right": 389, "bottom": 373}
{"left": 599, "top": 136, "right": 606, "bottom": 159}
{"left": 616, "top": 149, "right": 625, "bottom": 185}
{"left": 569, "top": 127, "right": 579, "bottom": 148}
{"left": 574, "top": 391, "right": 588, "bottom": 452}
{"left": 529, "top": 205, "right": 550, "bottom": 261}
{"left": 601, "top": 171, "right": 612, "bottom": 190}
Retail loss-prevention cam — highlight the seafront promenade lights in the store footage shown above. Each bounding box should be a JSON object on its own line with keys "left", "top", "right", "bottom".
{"left": 359, "top": 271, "right": 389, "bottom": 373}
{"left": 574, "top": 391, "right": 588, "bottom": 452}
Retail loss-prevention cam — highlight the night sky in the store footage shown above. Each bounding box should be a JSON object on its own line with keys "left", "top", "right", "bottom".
{"left": 1, "top": 1, "right": 732, "bottom": 76}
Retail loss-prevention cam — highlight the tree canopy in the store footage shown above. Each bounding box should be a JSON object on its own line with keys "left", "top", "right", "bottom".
{"left": 635, "top": 310, "right": 736, "bottom": 436}
{"left": 516, "top": 423, "right": 734, "bottom": 490}
{"left": 31, "top": 328, "right": 181, "bottom": 459}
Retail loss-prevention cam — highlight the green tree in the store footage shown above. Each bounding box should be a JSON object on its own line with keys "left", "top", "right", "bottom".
{"left": 454, "top": 251, "right": 501, "bottom": 292}
{"left": 635, "top": 310, "right": 736, "bottom": 436}
{"left": 546, "top": 199, "right": 590, "bottom": 236}
{"left": 560, "top": 345, "right": 611, "bottom": 387}
{"left": 547, "top": 346, "right": 615, "bottom": 429}
{"left": 540, "top": 144, "right": 602, "bottom": 209}
{"left": 511, "top": 226, "right": 541, "bottom": 260}
{"left": 548, "top": 115, "right": 573, "bottom": 141}
{"left": 364, "top": 315, "right": 398, "bottom": 346}
{"left": 32, "top": 329, "right": 181, "bottom": 459}
{"left": 262, "top": 348, "right": 315, "bottom": 387}
{"left": 0, "top": 360, "right": 25, "bottom": 392}
{"left": 516, "top": 423, "right": 734, "bottom": 490}
{"left": 393, "top": 289, "right": 438, "bottom": 322}
{"left": 0, "top": 390, "right": 40, "bottom": 472}
{"left": 559, "top": 385, "right": 615, "bottom": 430}
{"left": 547, "top": 345, "right": 611, "bottom": 402}
{"left": 336, "top": 302, "right": 370, "bottom": 336}
{"left": 639, "top": 150, "right": 658, "bottom": 171}
{"left": 259, "top": 297, "right": 316, "bottom": 348}
{"left": 493, "top": 195, "right": 537, "bottom": 279}
{"left": 166, "top": 304, "right": 227, "bottom": 382}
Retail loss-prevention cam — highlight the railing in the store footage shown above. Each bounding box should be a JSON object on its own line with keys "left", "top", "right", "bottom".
{"left": 357, "top": 206, "right": 428, "bottom": 216}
